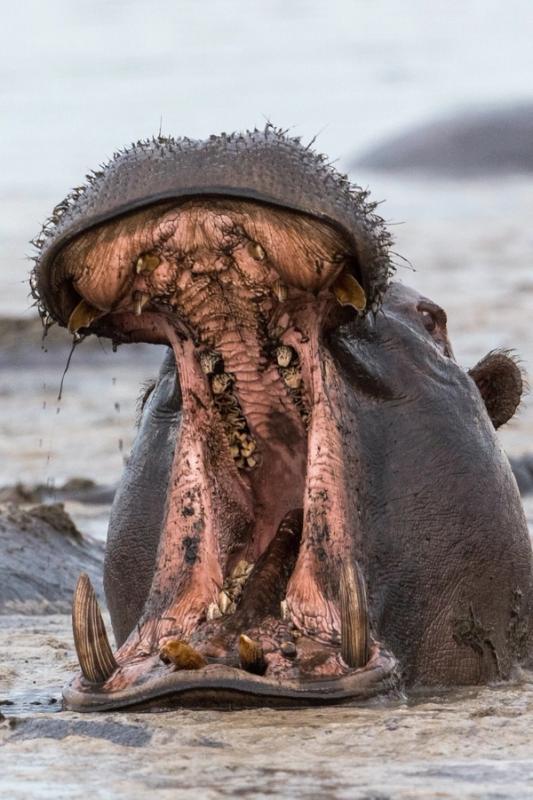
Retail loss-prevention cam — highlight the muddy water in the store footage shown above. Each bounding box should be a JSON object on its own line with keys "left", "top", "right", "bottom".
{"left": 2, "top": 615, "right": 533, "bottom": 799}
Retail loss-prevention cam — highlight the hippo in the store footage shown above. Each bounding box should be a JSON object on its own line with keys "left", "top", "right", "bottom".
{"left": 32, "top": 126, "right": 532, "bottom": 711}
{"left": 354, "top": 103, "right": 533, "bottom": 177}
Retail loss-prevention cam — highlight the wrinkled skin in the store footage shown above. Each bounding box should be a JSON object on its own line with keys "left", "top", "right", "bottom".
{"left": 31, "top": 132, "right": 532, "bottom": 711}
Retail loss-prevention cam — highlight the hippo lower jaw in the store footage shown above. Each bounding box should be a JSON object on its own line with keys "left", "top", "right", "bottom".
{"left": 50, "top": 198, "right": 400, "bottom": 710}
{"left": 64, "top": 644, "right": 398, "bottom": 712}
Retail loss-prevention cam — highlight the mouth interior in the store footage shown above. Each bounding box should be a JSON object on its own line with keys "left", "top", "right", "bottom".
{"left": 49, "top": 198, "right": 395, "bottom": 708}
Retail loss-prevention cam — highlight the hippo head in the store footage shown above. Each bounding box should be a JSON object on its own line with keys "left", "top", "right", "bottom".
{"left": 32, "top": 127, "right": 532, "bottom": 711}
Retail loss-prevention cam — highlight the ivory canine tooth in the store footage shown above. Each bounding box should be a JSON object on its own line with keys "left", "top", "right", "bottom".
{"left": 159, "top": 640, "right": 207, "bottom": 670}
{"left": 239, "top": 634, "right": 267, "bottom": 675}
{"left": 332, "top": 271, "right": 367, "bottom": 312}
{"left": 132, "top": 291, "right": 150, "bottom": 316}
{"left": 67, "top": 299, "right": 103, "bottom": 334}
{"left": 340, "top": 562, "right": 370, "bottom": 669}
{"left": 135, "top": 253, "right": 161, "bottom": 275}
{"left": 72, "top": 573, "right": 117, "bottom": 684}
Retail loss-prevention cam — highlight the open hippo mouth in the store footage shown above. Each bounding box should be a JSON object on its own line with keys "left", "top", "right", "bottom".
{"left": 38, "top": 205, "right": 397, "bottom": 707}
{"left": 34, "top": 128, "right": 527, "bottom": 710}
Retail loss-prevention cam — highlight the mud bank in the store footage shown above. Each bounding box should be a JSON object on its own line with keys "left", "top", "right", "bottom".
{"left": 0, "top": 503, "right": 103, "bottom": 614}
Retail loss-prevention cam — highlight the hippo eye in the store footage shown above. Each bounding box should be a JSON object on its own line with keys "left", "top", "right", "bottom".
{"left": 418, "top": 302, "right": 447, "bottom": 333}
{"left": 417, "top": 302, "right": 452, "bottom": 356}
{"left": 420, "top": 309, "right": 437, "bottom": 333}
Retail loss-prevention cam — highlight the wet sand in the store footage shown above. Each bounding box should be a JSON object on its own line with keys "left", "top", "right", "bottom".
{"left": 3, "top": 613, "right": 533, "bottom": 799}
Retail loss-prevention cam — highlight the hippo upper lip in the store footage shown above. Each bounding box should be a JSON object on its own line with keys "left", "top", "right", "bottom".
{"left": 31, "top": 127, "right": 392, "bottom": 328}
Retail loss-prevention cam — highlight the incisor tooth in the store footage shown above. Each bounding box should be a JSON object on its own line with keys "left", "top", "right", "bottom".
{"left": 135, "top": 253, "right": 161, "bottom": 275}
{"left": 67, "top": 300, "right": 103, "bottom": 334}
{"left": 239, "top": 634, "right": 266, "bottom": 675}
{"left": 159, "top": 640, "right": 207, "bottom": 670}
{"left": 332, "top": 272, "right": 367, "bottom": 312}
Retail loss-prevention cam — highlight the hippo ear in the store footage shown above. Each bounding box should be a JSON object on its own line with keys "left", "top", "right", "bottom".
{"left": 468, "top": 350, "right": 525, "bottom": 429}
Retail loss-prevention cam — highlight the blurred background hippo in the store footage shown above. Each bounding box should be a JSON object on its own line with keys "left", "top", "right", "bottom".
{"left": 355, "top": 103, "right": 533, "bottom": 177}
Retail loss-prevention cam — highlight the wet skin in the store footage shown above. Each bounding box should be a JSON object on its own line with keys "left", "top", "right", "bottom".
{"left": 31, "top": 131, "right": 532, "bottom": 710}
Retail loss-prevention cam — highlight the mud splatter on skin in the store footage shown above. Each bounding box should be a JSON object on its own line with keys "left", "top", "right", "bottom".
{"left": 453, "top": 603, "right": 501, "bottom": 678}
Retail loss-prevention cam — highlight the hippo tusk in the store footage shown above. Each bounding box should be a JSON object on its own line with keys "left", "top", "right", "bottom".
{"left": 239, "top": 634, "right": 267, "bottom": 675}
{"left": 332, "top": 271, "right": 367, "bottom": 312}
{"left": 340, "top": 561, "right": 370, "bottom": 669}
{"left": 72, "top": 573, "right": 118, "bottom": 684}
{"left": 67, "top": 299, "right": 103, "bottom": 334}
{"left": 135, "top": 253, "right": 161, "bottom": 275}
